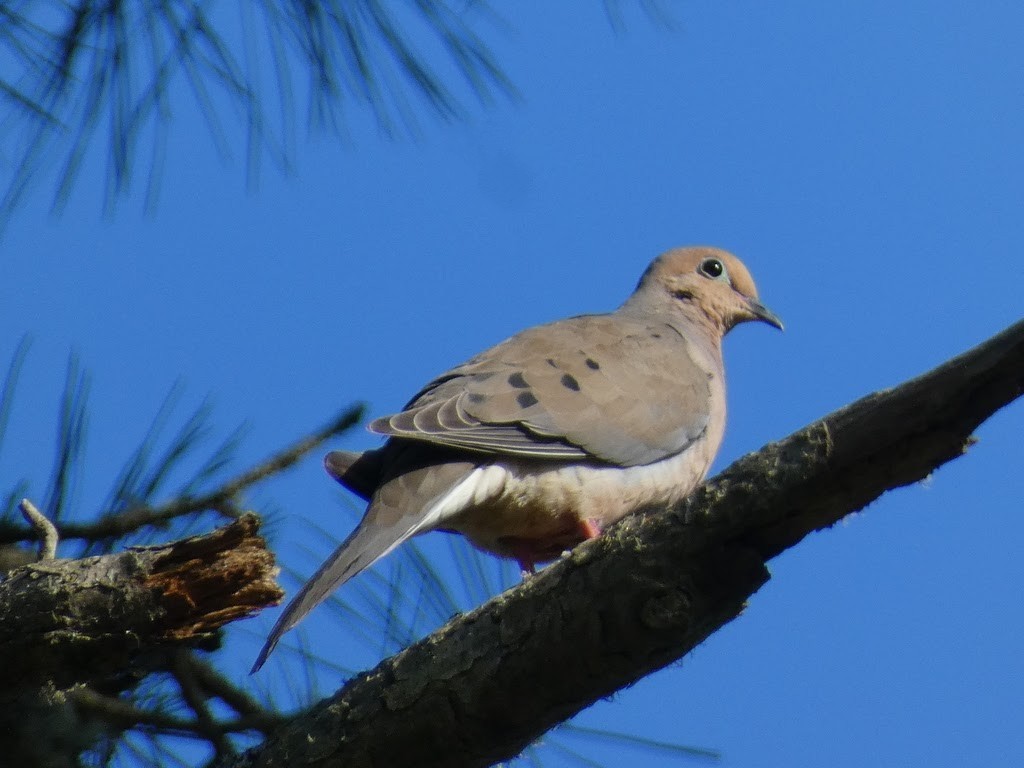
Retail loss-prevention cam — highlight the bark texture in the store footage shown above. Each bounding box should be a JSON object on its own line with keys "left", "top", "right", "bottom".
{"left": 0, "top": 513, "right": 280, "bottom": 691}
{"left": 0, "top": 514, "right": 282, "bottom": 766}
{"left": 231, "top": 319, "right": 1024, "bottom": 768}
{"left": 0, "top": 514, "right": 280, "bottom": 696}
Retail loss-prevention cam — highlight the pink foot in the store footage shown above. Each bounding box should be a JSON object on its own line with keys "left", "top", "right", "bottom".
{"left": 501, "top": 518, "right": 602, "bottom": 576}
{"left": 578, "top": 518, "right": 602, "bottom": 540}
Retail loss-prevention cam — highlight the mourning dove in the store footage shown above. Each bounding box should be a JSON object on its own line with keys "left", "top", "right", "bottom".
{"left": 252, "top": 246, "right": 781, "bottom": 671}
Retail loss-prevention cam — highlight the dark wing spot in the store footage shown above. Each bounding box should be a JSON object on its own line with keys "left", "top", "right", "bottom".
{"left": 546, "top": 358, "right": 558, "bottom": 368}
{"left": 517, "top": 391, "right": 539, "bottom": 409}
{"left": 651, "top": 332, "right": 662, "bottom": 339}
{"left": 508, "top": 372, "right": 529, "bottom": 388}
{"left": 560, "top": 374, "right": 581, "bottom": 391}
{"left": 468, "top": 393, "right": 487, "bottom": 403}
{"left": 706, "top": 371, "right": 715, "bottom": 380}
{"left": 585, "top": 358, "right": 600, "bottom": 370}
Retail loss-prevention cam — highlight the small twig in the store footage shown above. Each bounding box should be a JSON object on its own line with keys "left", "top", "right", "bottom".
{"left": 197, "top": 404, "right": 366, "bottom": 508}
{"left": 185, "top": 654, "right": 284, "bottom": 734}
{"left": 171, "top": 650, "right": 233, "bottom": 756}
{"left": 71, "top": 687, "right": 201, "bottom": 733}
{"left": 70, "top": 687, "right": 275, "bottom": 738}
{"left": 19, "top": 498, "right": 58, "bottom": 560}
{"left": 0, "top": 405, "right": 365, "bottom": 546}
{"left": 95, "top": 404, "right": 366, "bottom": 538}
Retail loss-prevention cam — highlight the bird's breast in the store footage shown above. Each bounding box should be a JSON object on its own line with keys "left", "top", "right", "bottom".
{"left": 442, "top": 436, "right": 719, "bottom": 562}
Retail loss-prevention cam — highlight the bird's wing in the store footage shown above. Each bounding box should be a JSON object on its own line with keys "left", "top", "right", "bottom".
{"left": 370, "top": 314, "right": 716, "bottom": 467}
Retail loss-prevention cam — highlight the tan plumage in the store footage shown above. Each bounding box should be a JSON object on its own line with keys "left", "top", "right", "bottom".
{"left": 252, "top": 246, "right": 781, "bottom": 672}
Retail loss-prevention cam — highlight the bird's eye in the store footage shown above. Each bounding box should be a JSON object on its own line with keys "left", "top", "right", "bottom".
{"left": 698, "top": 258, "right": 729, "bottom": 282}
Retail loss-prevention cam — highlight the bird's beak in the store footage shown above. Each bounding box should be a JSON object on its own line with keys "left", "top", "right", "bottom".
{"left": 746, "top": 299, "right": 784, "bottom": 331}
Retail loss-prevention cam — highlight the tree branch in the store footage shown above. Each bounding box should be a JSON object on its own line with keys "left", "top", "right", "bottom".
{"left": 232, "top": 319, "right": 1024, "bottom": 768}
{"left": 0, "top": 513, "right": 281, "bottom": 691}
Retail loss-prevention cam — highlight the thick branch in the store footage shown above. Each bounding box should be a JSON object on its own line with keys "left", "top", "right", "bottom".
{"left": 234, "top": 319, "right": 1024, "bottom": 768}
{"left": 0, "top": 514, "right": 282, "bottom": 691}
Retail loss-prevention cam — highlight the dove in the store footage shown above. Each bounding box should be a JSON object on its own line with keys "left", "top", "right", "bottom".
{"left": 252, "top": 246, "right": 781, "bottom": 672}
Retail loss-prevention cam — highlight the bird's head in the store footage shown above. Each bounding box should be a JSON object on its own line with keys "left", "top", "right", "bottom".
{"left": 629, "top": 246, "right": 783, "bottom": 335}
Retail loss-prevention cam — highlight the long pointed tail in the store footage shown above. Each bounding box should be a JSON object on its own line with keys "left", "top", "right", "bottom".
{"left": 251, "top": 512, "right": 427, "bottom": 673}
{"left": 251, "top": 460, "right": 478, "bottom": 673}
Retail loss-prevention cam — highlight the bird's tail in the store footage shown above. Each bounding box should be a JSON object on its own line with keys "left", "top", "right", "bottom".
{"left": 324, "top": 449, "right": 382, "bottom": 500}
{"left": 251, "top": 460, "right": 476, "bottom": 673}
{"left": 251, "top": 511, "right": 427, "bottom": 673}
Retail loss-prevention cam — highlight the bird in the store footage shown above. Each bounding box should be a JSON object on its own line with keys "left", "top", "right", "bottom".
{"left": 251, "top": 246, "right": 781, "bottom": 672}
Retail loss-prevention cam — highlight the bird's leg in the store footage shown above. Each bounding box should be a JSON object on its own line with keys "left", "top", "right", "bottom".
{"left": 503, "top": 542, "right": 538, "bottom": 576}
{"left": 501, "top": 517, "right": 602, "bottom": 577}
{"left": 518, "top": 559, "right": 537, "bottom": 578}
{"left": 557, "top": 518, "right": 602, "bottom": 560}
{"left": 578, "top": 518, "right": 602, "bottom": 540}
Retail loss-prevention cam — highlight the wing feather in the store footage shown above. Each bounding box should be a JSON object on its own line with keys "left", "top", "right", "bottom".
{"left": 369, "top": 314, "right": 716, "bottom": 467}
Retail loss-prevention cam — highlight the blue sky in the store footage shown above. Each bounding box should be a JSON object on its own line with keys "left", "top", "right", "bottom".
{"left": 2, "top": 2, "right": 1023, "bottom": 766}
